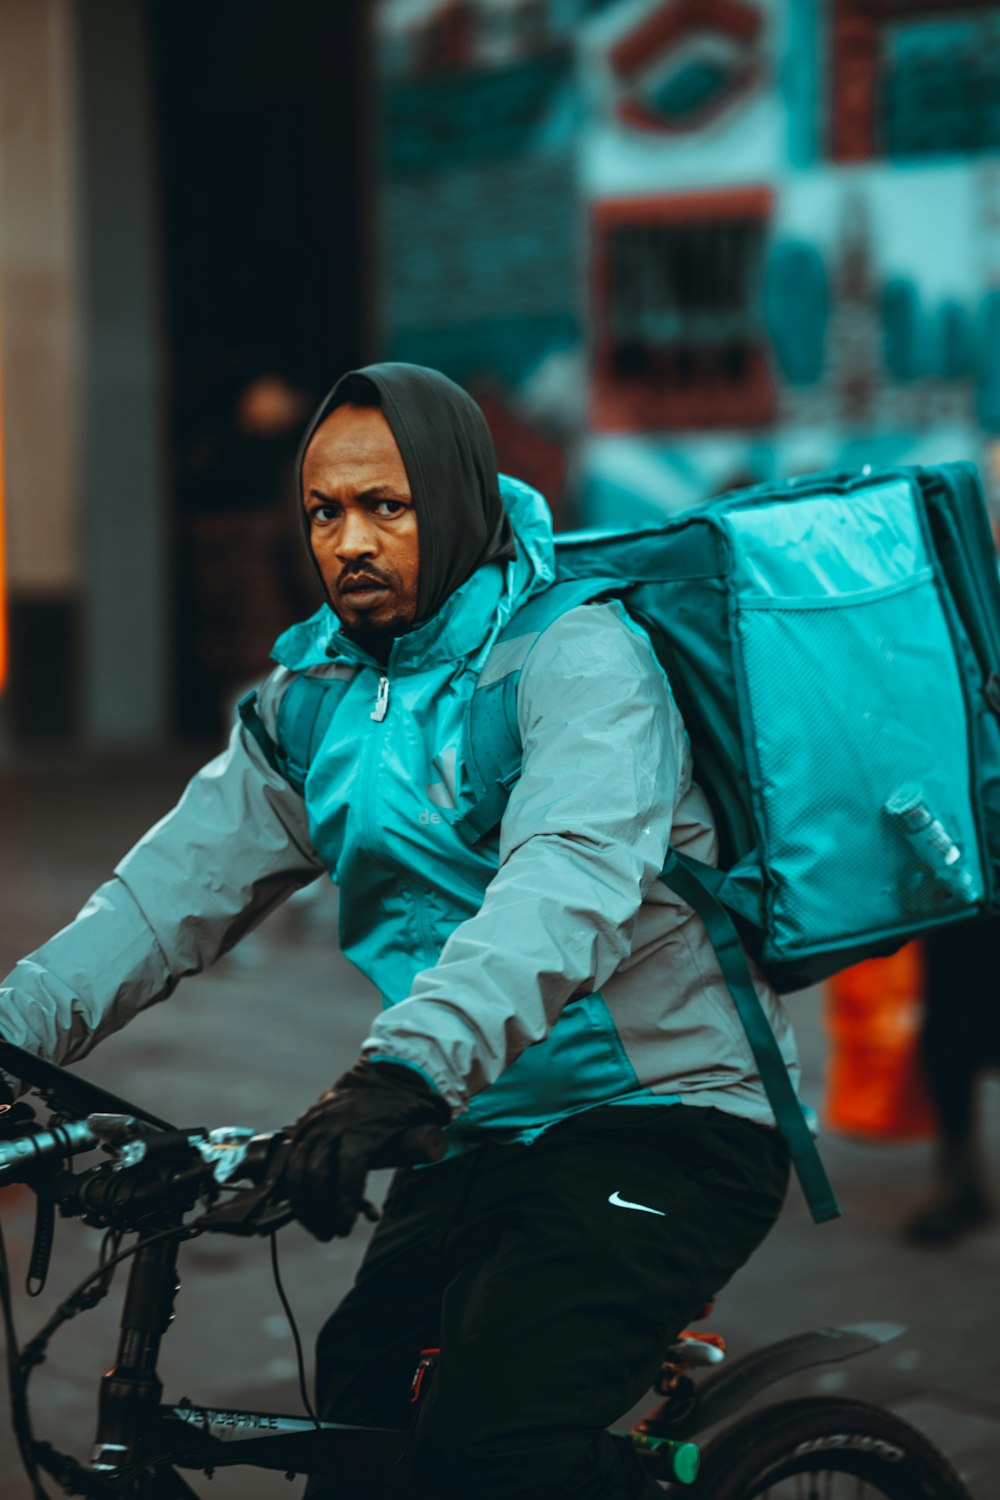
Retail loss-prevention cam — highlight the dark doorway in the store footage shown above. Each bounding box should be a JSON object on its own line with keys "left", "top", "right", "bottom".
{"left": 149, "top": 0, "right": 370, "bottom": 737}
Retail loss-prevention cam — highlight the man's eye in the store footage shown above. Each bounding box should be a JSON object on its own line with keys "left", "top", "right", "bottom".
{"left": 374, "top": 499, "right": 405, "bottom": 517}
{"left": 312, "top": 505, "right": 338, "bottom": 524}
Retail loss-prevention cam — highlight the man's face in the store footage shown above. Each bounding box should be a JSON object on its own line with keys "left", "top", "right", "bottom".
{"left": 302, "top": 404, "right": 420, "bottom": 650}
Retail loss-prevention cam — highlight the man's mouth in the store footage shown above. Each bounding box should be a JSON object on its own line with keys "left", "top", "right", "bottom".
{"left": 338, "top": 576, "right": 392, "bottom": 606}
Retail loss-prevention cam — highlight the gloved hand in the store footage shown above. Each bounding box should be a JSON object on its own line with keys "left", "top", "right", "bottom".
{"left": 284, "top": 1060, "right": 450, "bottom": 1241}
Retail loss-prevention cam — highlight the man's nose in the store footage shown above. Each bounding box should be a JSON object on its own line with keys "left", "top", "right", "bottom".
{"left": 336, "top": 508, "right": 378, "bottom": 559}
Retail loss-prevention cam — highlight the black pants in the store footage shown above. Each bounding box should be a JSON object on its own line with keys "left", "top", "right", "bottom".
{"left": 304, "top": 1104, "right": 789, "bottom": 1500}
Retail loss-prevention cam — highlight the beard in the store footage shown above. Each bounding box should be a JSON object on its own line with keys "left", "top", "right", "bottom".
{"left": 338, "top": 609, "right": 412, "bottom": 664}
{"left": 332, "top": 560, "right": 412, "bottom": 664}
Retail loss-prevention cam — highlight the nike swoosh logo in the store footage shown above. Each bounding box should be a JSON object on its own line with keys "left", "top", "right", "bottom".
{"left": 608, "top": 1190, "right": 666, "bottom": 1217}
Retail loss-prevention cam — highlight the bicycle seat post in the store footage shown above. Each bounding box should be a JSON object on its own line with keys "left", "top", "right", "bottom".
{"left": 90, "top": 1231, "right": 182, "bottom": 1476}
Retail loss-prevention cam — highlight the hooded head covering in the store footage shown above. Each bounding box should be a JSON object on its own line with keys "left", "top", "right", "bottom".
{"left": 297, "top": 362, "right": 516, "bottom": 625}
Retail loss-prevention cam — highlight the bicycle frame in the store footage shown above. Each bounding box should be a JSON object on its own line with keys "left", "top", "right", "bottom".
{"left": 0, "top": 1040, "right": 911, "bottom": 1496}
{"left": 125, "top": 1408, "right": 408, "bottom": 1480}
{"left": 82, "top": 1226, "right": 411, "bottom": 1491}
{"left": 77, "top": 1211, "right": 904, "bottom": 1493}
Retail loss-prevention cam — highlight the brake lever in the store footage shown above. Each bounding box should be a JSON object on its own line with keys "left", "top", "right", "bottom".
{"left": 194, "top": 1181, "right": 296, "bottom": 1236}
{"left": 193, "top": 1134, "right": 294, "bottom": 1236}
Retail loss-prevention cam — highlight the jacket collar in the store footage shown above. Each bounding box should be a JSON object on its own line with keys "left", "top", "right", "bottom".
{"left": 271, "top": 474, "right": 556, "bottom": 675}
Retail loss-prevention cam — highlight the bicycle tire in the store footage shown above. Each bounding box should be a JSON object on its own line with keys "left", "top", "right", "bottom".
{"left": 688, "top": 1396, "right": 973, "bottom": 1499}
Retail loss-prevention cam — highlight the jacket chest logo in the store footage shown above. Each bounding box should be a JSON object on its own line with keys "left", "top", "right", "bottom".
{"left": 423, "top": 749, "right": 459, "bottom": 823}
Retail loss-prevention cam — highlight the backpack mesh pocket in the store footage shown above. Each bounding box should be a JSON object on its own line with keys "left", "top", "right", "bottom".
{"left": 735, "top": 575, "right": 984, "bottom": 957}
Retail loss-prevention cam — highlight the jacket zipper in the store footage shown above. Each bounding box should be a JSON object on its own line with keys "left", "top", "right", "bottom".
{"left": 370, "top": 675, "right": 390, "bottom": 722}
{"left": 366, "top": 666, "right": 436, "bottom": 961}
{"left": 359, "top": 671, "right": 391, "bottom": 858}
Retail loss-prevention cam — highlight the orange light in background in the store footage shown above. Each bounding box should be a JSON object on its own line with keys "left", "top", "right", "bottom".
{"left": 0, "top": 329, "right": 6, "bottom": 693}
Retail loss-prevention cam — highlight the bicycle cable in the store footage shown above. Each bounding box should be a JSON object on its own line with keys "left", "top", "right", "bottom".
{"left": 268, "top": 1230, "right": 321, "bottom": 1428}
{"left": 99, "top": 1225, "right": 125, "bottom": 1275}
{"left": 18, "top": 1227, "right": 321, "bottom": 1490}
{"left": 0, "top": 1215, "right": 55, "bottom": 1499}
{"left": 20, "top": 1221, "right": 204, "bottom": 1384}
{"left": 2, "top": 1220, "right": 210, "bottom": 1500}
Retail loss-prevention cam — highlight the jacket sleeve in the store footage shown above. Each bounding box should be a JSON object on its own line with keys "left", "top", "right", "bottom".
{"left": 0, "top": 670, "right": 325, "bottom": 1084}
{"left": 361, "top": 602, "right": 686, "bottom": 1111}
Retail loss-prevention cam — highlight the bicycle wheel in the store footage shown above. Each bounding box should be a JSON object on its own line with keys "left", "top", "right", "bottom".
{"left": 689, "top": 1397, "right": 972, "bottom": 1499}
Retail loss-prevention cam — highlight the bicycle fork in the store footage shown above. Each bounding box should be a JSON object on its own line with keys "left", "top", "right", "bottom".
{"left": 91, "top": 1233, "right": 181, "bottom": 1476}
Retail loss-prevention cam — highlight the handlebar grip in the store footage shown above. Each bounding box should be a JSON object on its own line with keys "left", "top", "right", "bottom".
{"left": 0, "top": 1120, "right": 97, "bottom": 1175}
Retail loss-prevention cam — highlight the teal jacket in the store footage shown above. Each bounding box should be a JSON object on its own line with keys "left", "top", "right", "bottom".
{"left": 0, "top": 478, "right": 800, "bottom": 1140}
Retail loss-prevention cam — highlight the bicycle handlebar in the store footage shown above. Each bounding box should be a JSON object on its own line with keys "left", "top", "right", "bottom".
{"left": 0, "top": 1109, "right": 444, "bottom": 1239}
{"left": 0, "top": 1119, "right": 99, "bottom": 1173}
{"left": 0, "top": 1037, "right": 174, "bottom": 1129}
{"left": 0, "top": 1031, "right": 449, "bottom": 1240}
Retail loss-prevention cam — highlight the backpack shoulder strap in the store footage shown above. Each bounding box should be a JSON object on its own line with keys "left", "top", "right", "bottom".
{"left": 454, "top": 577, "right": 622, "bottom": 845}
{"left": 661, "top": 847, "right": 841, "bottom": 1225}
{"left": 238, "top": 668, "right": 355, "bottom": 795}
{"left": 238, "top": 690, "right": 283, "bottom": 774}
{"left": 454, "top": 579, "right": 841, "bottom": 1225}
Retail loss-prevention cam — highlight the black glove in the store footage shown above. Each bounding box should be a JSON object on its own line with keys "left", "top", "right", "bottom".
{"left": 284, "top": 1061, "right": 450, "bottom": 1241}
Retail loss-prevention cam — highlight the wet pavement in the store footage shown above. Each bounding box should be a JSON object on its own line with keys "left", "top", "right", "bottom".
{"left": 1, "top": 750, "right": 998, "bottom": 1498}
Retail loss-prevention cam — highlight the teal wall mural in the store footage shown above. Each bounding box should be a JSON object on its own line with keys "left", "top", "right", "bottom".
{"left": 882, "top": 278, "right": 925, "bottom": 384}
{"left": 764, "top": 240, "right": 828, "bottom": 387}
{"left": 884, "top": 15, "right": 1000, "bottom": 160}
{"left": 977, "top": 290, "right": 1000, "bottom": 432}
{"left": 375, "top": 0, "right": 1000, "bottom": 525}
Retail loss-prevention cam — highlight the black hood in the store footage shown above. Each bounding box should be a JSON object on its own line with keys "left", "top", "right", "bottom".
{"left": 296, "top": 362, "right": 516, "bottom": 625}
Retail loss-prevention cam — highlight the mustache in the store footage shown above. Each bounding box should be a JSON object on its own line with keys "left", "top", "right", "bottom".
{"left": 336, "top": 564, "right": 397, "bottom": 593}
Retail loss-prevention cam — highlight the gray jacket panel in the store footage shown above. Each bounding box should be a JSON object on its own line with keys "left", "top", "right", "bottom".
{"left": 0, "top": 697, "right": 322, "bottom": 1079}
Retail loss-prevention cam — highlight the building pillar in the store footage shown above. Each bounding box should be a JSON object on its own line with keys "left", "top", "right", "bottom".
{"left": 0, "top": 0, "right": 81, "bottom": 740}
{"left": 0, "top": 0, "right": 167, "bottom": 748}
{"left": 75, "top": 0, "right": 167, "bottom": 746}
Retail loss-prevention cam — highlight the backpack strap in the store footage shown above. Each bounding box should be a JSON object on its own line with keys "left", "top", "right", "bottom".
{"left": 661, "top": 847, "right": 842, "bottom": 1226}
{"left": 456, "top": 581, "right": 838, "bottom": 1222}
{"left": 276, "top": 673, "right": 351, "bottom": 793}
{"left": 453, "top": 577, "right": 623, "bottom": 846}
{"left": 238, "top": 690, "right": 283, "bottom": 774}
{"left": 238, "top": 669, "right": 354, "bottom": 795}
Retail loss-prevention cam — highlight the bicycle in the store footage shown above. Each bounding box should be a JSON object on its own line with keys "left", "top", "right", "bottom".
{"left": 0, "top": 1038, "right": 974, "bottom": 1499}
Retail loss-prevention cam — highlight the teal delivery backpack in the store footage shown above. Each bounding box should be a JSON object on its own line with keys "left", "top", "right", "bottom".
{"left": 459, "top": 462, "right": 1000, "bottom": 980}
{"left": 455, "top": 462, "right": 1000, "bottom": 1222}
{"left": 255, "top": 462, "right": 1000, "bottom": 1223}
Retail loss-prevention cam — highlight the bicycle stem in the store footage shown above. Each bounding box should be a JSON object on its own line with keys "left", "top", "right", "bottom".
{"left": 91, "top": 1232, "right": 182, "bottom": 1475}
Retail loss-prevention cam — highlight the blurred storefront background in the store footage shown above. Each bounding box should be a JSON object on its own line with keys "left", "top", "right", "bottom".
{"left": 0, "top": 0, "right": 369, "bottom": 745}
{"left": 3, "top": 0, "right": 1000, "bottom": 746}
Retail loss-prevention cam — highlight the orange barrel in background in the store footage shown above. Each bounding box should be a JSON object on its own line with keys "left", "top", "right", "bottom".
{"left": 823, "top": 942, "right": 937, "bottom": 1140}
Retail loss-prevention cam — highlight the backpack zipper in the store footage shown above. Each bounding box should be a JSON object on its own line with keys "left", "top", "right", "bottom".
{"left": 370, "top": 675, "right": 390, "bottom": 722}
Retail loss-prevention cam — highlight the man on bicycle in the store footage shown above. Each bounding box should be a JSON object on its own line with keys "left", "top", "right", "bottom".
{"left": 1, "top": 363, "right": 795, "bottom": 1499}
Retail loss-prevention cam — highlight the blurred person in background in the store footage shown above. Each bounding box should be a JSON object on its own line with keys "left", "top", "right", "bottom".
{"left": 903, "top": 920, "right": 998, "bottom": 1246}
{"left": 903, "top": 450, "right": 1000, "bottom": 1247}
{"left": 177, "top": 356, "right": 317, "bottom": 735}
{"left": 0, "top": 363, "right": 797, "bottom": 1500}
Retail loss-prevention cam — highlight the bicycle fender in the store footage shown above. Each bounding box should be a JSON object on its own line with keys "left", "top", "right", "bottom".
{"left": 670, "top": 1324, "right": 905, "bottom": 1439}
